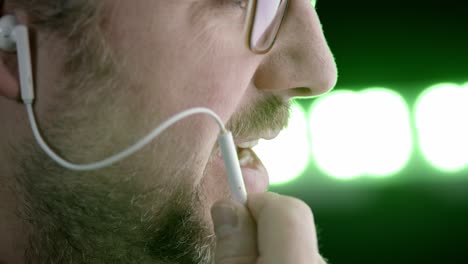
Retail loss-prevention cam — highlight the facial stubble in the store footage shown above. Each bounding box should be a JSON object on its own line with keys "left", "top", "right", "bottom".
{"left": 13, "top": 23, "right": 215, "bottom": 264}
{"left": 12, "top": 7, "right": 291, "bottom": 263}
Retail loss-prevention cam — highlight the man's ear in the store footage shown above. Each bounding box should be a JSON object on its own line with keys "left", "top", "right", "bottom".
{"left": 0, "top": 0, "right": 22, "bottom": 100}
{"left": 0, "top": 50, "right": 20, "bottom": 99}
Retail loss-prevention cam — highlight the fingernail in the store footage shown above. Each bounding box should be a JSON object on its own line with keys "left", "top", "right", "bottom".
{"left": 211, "top": 203, "right": 239, "bottom": 238}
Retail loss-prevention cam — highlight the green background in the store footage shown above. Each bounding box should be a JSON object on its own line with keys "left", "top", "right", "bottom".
{"left": 270, "top": 0, "right": 468, "bottom": 263}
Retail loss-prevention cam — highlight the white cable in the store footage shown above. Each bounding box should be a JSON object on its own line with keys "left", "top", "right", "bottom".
{"left": 26, "top": 103, "right": 247, "bottom": 203}
{"left": 25, "top": 104, "right": 226, "bottom": 171}
{"left": 18, "top": 24, "right": 246, "bottom": 203}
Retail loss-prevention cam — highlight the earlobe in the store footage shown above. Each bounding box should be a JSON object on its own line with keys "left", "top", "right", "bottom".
{"left": 0, "top": 52, "right": 20, "bottom": 99}
{"left": 0, "top": 12, "right": 23, "bottom": 100}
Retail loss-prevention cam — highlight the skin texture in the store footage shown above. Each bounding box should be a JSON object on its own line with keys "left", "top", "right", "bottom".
{"left": 0, "top": 0, "right": 337, "bottom": 263}
{"left": 212, "top": 193, "right": 328, "bottom": 264}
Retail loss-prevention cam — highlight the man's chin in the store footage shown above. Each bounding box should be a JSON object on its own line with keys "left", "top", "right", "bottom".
{"left": 16, "top": 143, "right": 215, "bottom": 264}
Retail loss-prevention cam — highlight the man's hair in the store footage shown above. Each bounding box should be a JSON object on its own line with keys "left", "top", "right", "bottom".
{"left": 10, "top": 0, "right": 115, "bottom": 90}
{"left": 10, "top": 0, "right": 100, "bottom": 37}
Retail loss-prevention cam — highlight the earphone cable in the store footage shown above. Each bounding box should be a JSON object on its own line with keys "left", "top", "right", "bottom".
{"left": 25, "top": 103, "right": 226, "bottom": 171}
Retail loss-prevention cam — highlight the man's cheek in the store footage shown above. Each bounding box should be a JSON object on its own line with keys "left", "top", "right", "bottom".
{"left": 200, "top": 156, "right": 231, "bottom": 205}
{"left": 212, "top": 65, "right": 257, "bottom": 113}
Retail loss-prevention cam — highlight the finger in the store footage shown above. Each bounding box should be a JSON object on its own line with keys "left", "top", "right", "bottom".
{"left": 247, "top": 192, "right": 320, "bottom": 264}
{"left": 211, "top": 200, "right": 258, "bottom": 264}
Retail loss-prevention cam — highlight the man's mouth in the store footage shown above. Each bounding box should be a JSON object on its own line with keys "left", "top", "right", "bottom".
{"left": 235, "top": 146, "right": 269, "bottom": 194}
{"left": 237, "top": 140, "right": 259, "bottom": 166}
{"left": 232, "top": 131, "right": 280, "bottom": 193}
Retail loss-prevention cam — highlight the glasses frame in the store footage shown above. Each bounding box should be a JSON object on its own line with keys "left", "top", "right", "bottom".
{"left": 245, "top": 0, "right": 290, "bottom": 54}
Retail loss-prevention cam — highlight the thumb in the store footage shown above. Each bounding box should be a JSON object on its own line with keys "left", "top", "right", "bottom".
{"left": 211, "top": 200, "right": 258, "bottom": 264}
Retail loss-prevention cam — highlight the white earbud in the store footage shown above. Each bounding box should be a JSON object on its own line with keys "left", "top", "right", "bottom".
{"left": 0, "top": 14, "right": 247, "bottom": 204}
{"left": 0, "top": 14, "right": 35, "bottom": 103}
{"left": 0, "top": 15, "right": 18, "bottom": 52}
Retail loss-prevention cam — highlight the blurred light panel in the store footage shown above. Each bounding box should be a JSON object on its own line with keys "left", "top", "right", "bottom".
{"left": 309, "top": 88, "right": 413, "bottom": 179}
{"left": 253, "top": 103, "right": 310, "bottom": 185}
{"left": 311, "top": 0, "right": 317, "bottom": 7}
{"left": 414, "top": 83, "right": 468, "bottom": 172}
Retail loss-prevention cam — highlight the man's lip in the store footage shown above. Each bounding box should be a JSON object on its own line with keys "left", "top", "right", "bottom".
{"left": 210, "top": 146, "right": 269, "bottom": 195}
{"left": 234, "top": 130, "right": 281, "bottom": 146}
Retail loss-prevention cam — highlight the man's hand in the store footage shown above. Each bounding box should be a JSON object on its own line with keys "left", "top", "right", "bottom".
{"left": 211, "top": 192, "right": 327, "bottom": 264}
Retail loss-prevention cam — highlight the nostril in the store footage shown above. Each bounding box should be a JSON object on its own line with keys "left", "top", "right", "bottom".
{"left": 290, "top": 87, "right": 315, "bottom": 98}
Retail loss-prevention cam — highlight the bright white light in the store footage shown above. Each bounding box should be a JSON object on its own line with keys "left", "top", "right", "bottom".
{"left": 309, "top": 91, "right": 363, "bottom": 179}
{"left": 309, "top": 88, "right": 413, "bottom": 179}
{"left": 253, "top": 104, "right": 310, "bottom": 185}
{"left": 415, "top": 83, "right": 468, "bottom": 172}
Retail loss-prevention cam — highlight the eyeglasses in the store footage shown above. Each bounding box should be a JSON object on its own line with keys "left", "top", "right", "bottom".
{"left": 246, "top": 0, "right": 289, "bottom": 54}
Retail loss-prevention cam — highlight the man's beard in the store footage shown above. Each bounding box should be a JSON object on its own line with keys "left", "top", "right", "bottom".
{"left": 15, "top": 147, "right": 215, "bottom": 264}
{"left": 11, "top": 21, "right": 216, "bottom": 264}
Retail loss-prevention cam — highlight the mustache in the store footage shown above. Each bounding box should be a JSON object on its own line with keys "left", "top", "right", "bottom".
{"left": 225, "top": 95, "right": 291, "bottom": 140}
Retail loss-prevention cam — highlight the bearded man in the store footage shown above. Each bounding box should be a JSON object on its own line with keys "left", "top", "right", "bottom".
{"left": 0, "top": 0, "right": 337, "bottom": 263}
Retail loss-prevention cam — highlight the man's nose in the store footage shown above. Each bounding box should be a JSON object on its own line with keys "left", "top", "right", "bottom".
{"left": 253, "top": 0, "right": 338, "bottom": 99}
